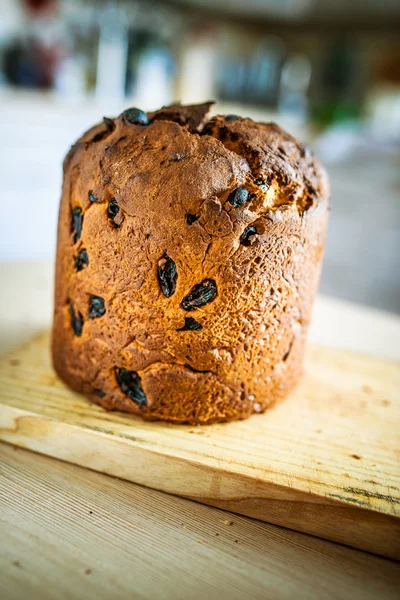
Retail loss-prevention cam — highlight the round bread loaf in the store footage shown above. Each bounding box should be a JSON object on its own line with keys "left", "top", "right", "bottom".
{"left": 52, "top": 102, "right": 329, "bottom": 424}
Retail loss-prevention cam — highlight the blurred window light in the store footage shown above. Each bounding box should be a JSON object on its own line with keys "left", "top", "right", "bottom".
{"left": 216, "top": 35, "right": 285, "bottom": 107}
{"left": 278, "top": 54, "right": 312, "bottom": 120}
{"left": 178, "top": 27, "right": 217, "bottom": 104}
{"left": 95, "top": 3, "right": 129, "bottom": 101}
{"left": 133, "top": 46, "right": 175, "bottom": 109}
{"left": 281, "top": 54, "right": 311, "bottom": 94}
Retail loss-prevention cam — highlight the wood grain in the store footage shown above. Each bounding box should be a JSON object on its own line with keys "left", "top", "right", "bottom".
{"left": 1, "top": 443, "right": 400, "bottom": 600}
{"left": 0, "top": 332, "right": 399, "bottom": 559}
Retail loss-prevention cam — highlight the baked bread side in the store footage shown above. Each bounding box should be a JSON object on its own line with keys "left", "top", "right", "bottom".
{"left": 52, "top": 103, "right": 329, "bottom": 424}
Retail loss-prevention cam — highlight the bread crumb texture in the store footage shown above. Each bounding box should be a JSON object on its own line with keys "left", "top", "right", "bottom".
{"left": 52, "top": 102, "right": 329, "bottom": 424}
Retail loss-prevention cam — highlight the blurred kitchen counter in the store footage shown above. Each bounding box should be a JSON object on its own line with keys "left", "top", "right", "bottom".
{"left": 1, "top": 261, "right": 400, "bottom": 600}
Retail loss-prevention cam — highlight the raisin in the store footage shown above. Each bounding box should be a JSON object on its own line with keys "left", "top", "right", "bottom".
{"left": 228, "top": 187, "right": 250, "bottom": 207}
{"left": 157, "top": 255, "right": 177, "bottom": 298}
{"left": 115, "top": 368, "right": 147, "bottom": 406}
{"left": 88, "top": 190, "right": 99, "bottom": 203}
{"left": 71, "top": 207, "right": 83, "bottom": 243}
{"left": 107, "top": 198, "right": 119, "bottom": 219}
{"left": 75, "top": 248, "right": 89, "bottom": 271}
{"left": 94, "top": 388, "right": 106, "bottom": 398}
{"left": 177, "top": 317, "right": 203, "bottom": 331}
{"left": 69, "top": 302, "right": 84, "bottom": 336}
{"left": 225, "top": 114, "right": 239, "bottom": 121}
{"left": 181, "top": 279, "right": 217, "bottom": 311}
{"left": 240, "top": 225, "right": 257, "bottom": 246}
{"left": 89, "top": 295, "right": 106, "bottom": 319}
{"left": 120, "top": 107, "right": 149, "bottom": 126}
{"left": 186, "top": 213, "right": 200, "bottom": 225}
{"left": 107, "top": 198, "right": 123, "bottom": 227}
{"left": 254, "top": 178, "right": 270, "bottom": 192}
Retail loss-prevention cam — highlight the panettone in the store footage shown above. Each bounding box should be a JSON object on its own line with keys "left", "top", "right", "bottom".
{"left": 52, "top": 102, "right": 329, "bottom": 424}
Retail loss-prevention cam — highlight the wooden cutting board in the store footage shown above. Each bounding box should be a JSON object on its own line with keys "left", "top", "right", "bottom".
{"left": 0, "top": 332, "right": 399, "bottom": 559}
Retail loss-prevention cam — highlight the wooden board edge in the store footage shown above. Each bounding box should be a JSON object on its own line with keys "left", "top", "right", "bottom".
{"left": 1, "top": 403, "right": 399, "bottom": 560}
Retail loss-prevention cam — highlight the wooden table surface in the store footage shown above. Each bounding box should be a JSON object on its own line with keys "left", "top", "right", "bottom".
{"left": 1, "top": 263, "right": 400, "bottom": 600}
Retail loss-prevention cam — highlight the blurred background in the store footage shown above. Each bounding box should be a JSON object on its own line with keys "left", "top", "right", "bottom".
{"left": 0, "top": 0, "right": 399, "bottom": 313}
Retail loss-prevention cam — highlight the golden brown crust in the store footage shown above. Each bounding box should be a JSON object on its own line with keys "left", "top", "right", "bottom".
{"left": 52, "top": 103, "right": 329, "bottom": 424}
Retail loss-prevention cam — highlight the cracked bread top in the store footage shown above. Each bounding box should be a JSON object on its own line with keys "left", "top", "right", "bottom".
{"left": 67, "top": 102, "right": 328, "bottom": 213}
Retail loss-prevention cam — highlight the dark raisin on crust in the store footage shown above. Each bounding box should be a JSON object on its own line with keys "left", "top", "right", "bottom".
{"left": 186, "top": 213, "right": 200, "bottom": 225}
{"left": 94, "top": 388, "right": 106, "bottom": 398}
{"left": 181, "top": 279, "right": 217, "bottom": 311}
{"left": 228, "top": 187, "right": 250, "bottom": 207}
{"left": 120, "top": 107, "right": 149, "bottom": 126}
{"left": 107, "top": 198, "right": 124, "bottom": 227}
{"left": 69, "top": 302, "right": 84, "bottom": 336}
{"left": 107, "top": 198, "right": 119, "bottom": 219}
{"left": 177, "top": 317, "right": 203, "bottom": 331}
{"left": 75, "top": 248, "right": 89, "bottom": 271}
{"left": 88, "top": 190, "right": 99, "bottom": 203}
{"left": 89, "top": 295, "right": 106, "bottom": 319}
{"left": 71, "top": 207, "right": 83, "bottom": 243}
{"left": 115, "top": 368, "right": 147, "bottom": 406}
{"left": 240, "top": 225, "right": 257, "bottom": 246}
{"left": 157, "top": 254, "right": 178, "bottom": 298}
{"left": 254, "top": 178, "right": 270, "bottom": 192}
{"left": 225, "top": 114, "right": 239, "bottom": 121}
